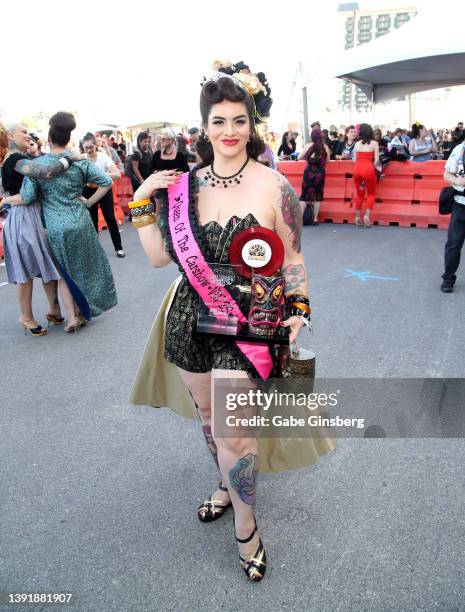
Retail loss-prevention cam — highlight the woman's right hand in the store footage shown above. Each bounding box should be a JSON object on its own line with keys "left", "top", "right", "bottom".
{"left": 133, "top": 170, "right": 180, "bottom": 201}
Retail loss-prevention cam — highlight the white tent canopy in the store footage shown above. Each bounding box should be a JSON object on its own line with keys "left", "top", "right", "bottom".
{"left": 310, "top": 7, "right": 465, "bottom": 103}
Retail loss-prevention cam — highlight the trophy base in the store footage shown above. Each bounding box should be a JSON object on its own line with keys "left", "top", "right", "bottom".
{"left": 195, "top": 312, "right": 289, "bottom": 345}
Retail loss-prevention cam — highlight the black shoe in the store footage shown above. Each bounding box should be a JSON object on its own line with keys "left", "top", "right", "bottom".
{"left": 234, "top": 517, "right": 267, "bottom": 582}
{"left": 441, "top": 280, "right": 454, "bottom": 293}
{"left": 197, "top": 481, "right": 232, "bottom": 522}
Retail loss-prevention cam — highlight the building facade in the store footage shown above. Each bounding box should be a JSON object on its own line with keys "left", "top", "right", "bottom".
{"left": 338, "top": 3, "right": 417, "bottom": 112}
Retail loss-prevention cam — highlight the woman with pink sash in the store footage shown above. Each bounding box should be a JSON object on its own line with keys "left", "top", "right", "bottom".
{"left": 129, "top": 61, "right": 335, "bottom": 582}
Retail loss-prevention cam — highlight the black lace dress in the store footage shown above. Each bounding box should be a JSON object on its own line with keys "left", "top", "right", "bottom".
{"left": 158, "top": 171, "right": 260, "bottom": 373}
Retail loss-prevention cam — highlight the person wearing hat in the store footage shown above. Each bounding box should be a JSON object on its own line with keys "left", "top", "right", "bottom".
{"left": 187, "top": 126, "right": 200, "bottom": 163}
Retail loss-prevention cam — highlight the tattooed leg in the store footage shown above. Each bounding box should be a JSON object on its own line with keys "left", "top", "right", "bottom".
{"left": 229, "top": 452, "right": 259, "bottom": 506}
{"left": 216, "top": 435, "right": 260, "bottom": 556}
{"left": 201, "top": 423, "right": 219, "bottom": 469}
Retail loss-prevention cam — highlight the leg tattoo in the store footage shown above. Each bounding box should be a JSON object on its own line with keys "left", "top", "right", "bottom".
{"left": 229, "top": 453, "right": 258, "bottom": 505}
{"left": 202, "top": 424, "right": 219, "bottom": 469}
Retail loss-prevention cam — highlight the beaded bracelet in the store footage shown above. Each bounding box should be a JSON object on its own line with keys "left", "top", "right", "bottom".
{"left": 131, "top": 202, "right": 155, "bottom": 217}
{"left": 128, "top": 198, "right": 151, "bottom": 209}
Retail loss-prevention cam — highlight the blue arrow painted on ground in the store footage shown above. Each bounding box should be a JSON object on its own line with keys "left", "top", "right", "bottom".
{"left": 344, "top": 269, "right": 400, "bottom": 282}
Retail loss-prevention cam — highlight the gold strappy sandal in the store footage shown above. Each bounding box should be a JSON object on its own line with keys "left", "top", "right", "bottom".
{"left": 234, "top": 517, "right": 267, "bottom": 582}
{"left": 197, "top": 481, "right": 232, "bottom": 522}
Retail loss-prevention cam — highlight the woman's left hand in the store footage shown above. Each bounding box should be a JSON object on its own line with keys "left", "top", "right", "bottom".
{"left": 78, "top": 195, "right": 92, "bottom": 208}
{"left": 280, "top": 315, "right": 305, "bottom": 343}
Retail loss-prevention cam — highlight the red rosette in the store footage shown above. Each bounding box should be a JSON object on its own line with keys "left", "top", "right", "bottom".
{"left": 228, "top": 227, "right": 284, "bottom": 279}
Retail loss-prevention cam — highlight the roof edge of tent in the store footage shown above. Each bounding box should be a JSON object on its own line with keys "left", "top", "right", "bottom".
{"left": 336, "top": 52, "right": 465, "bottom": 80}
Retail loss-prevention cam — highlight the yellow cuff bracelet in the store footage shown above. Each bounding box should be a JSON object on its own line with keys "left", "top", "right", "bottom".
{"left": 132, "top": 213, "right": 157, "bottom": 229}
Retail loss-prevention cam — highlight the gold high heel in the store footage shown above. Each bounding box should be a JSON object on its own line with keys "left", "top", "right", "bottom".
{"left": 234, "top": 517, "right": 267, "bottom": 582}
{"left": 197, "top": 481, "right": 232, "bottom": 522}
{"left": 20, "top": 323, "right": 47, "bottom": 337}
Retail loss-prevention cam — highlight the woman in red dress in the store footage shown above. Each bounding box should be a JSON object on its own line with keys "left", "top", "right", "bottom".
{"left": 353, "top": 123, "right": 380, "bottom": 227}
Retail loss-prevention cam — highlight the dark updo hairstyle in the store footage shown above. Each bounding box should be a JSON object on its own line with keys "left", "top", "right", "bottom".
{"left": 358, "top": 123, "right": 374, "bottom": 144}
{"left": 82, "top": 132, "right": 96, "bottom": 145}
{"left": 48, "top": 111, "right": 76, "bottom": 147}
{"left": 411, "top": 123, "right": 425, "bottom": 139}
{"left": 197, "top": 76, "right": 266, "bottom": 167}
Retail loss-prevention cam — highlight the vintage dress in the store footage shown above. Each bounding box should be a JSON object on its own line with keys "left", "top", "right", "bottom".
{"left": 1, "top": 153, "right": 61, "bottom": 284}
{"left": 20, "top": 154, "right": 117, "bottom": 318}
{"left": 131, "top": 170, "right": 335, "bottom": 473}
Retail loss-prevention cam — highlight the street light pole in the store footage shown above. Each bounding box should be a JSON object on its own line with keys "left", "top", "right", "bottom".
{"left": 300, "top": 62, "right": 309, "bottom": 145}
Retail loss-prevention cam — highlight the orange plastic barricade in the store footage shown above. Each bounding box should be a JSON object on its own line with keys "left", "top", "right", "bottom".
{"left": 97, "top": 206, "right": 125, "bottom": 231}
{"left": 278, "top": 160, "right": 450, "bottom": 229}
{"left": 113, "top": 176, "right": 133, "bottom": 213}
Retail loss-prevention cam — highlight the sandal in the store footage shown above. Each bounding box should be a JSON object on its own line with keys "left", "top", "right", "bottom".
{"left": 355, "top": 215, "right": 362, "bottom": 226}
{"left": 234, "top": 517, "right": 267, "bottom": 582}
{"left": 46, "top": 313, "right": 65, "bottom": 326}
{"left": 197, "top": 481, "right": 232, "bottom": 522}
{"left": 363, "top": 213, "right": 371, "bottom": 228}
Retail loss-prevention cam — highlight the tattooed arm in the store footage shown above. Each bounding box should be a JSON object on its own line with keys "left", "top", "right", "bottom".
{"left": 274, "top": 173, "right": 308, "bottom": 295}
{"left": 14, "top": 157, "right": 70, "bottom": 180}
{"left": 274, "top": 173, "right": 309, "bottom": 342}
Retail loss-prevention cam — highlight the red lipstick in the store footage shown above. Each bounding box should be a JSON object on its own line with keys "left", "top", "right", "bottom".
{"left": 222, "top": 139, "right": 239, "bottom": 146}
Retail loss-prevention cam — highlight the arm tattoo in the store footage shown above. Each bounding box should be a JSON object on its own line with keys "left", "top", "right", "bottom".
{"left": 282, "top": 263, "right": 306, "bottom": 293}
{"left": 277, "top": 177, "right": 302, "bottom": 252}
{"left": 15, "top": 159, "right": 66, "bottom": 180}
{"left": 201, "top": 424, "right": 219, "bottom": 468}
{"left": 229, "top": 452, "right": 258, "bottom": 505}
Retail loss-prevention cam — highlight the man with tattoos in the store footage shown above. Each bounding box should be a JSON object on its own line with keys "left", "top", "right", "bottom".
{"left": 130, "top": 62, "right": 334, "bottom": 582}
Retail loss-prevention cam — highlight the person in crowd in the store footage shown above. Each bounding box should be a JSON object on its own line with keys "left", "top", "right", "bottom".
{"left": 277, "top": 129, "right": 296, "bottom": 159}
{"left": 298, "top": 127, "right": 331, "bottom": 225}
{"left": 5, "top": 112, "right": 117, "bottom": 332}
{"left": 310, "top": 120, "right": 321, "bottom": 130}
{"left": 409, "top": 123, "right": 437, "bottom": 162}
{"left": 335, "top": 125, "right": 356, "bottom": 160}
{"left": 328, "top": 130, "right": 340, "bottom": 160}
{"left": 374, "top": 128, "right": 388, "bottom": 155}
{"left": 150, "top": 127, "right": 189, "bottom": 174}
{"left": 118, "top": 142, "right": 127, "bottom": 163}
{"left": 96, "top": 132, "right": 122, "bottom": 170}
{"left": 0, "top": 122, "right": 80, "bottom": 336}
{"left": 441, "top": 137, "right": 465, "bottom": 292}
{"left": 388, "top": 128, "right": 409, "bottom": 157}
{"left": 176, "top": 132, "right": 189, "bottom": 157}
{"left": 130, "top": 131, "right": 153, "bottom": 194}
{"left": 187, "top": 126, "right": 200, "bottom": 162}
{"left": 27, "top": 134, "right": 44, "bottom": 157}
{"left": 451, "top": 122, "right": 464, "bottom": 144}
{"left": 441, "top": 133, "right": 455, "bottom": 161}
{"left": 129, "top": 62, "right": 334, "bottom": 583}
{"left": 353, "top": 123, "right": 379, "bottom": 227}
{"left": 81, "top": 133, "right": 125, "bottom": 258}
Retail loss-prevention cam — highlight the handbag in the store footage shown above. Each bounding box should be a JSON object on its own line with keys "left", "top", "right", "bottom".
{"left": 439, "top": 187, "right": 456, "bottom": 215}
{"left": 302, "top": 203, "right": 314, "bottom": 226}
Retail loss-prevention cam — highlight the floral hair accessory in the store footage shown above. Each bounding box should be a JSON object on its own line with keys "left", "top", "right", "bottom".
{"left": 202, "top": 60, "right": 273, "bottom": 124}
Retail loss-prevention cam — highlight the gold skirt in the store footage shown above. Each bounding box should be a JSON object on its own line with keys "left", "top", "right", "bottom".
{"left": 130, "top": 277, "right": 336, "bottom": 473}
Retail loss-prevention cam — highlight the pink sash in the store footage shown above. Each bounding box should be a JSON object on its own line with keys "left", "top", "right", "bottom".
{"left": 167, "top": 172, "right": 273, "bottom": 380}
